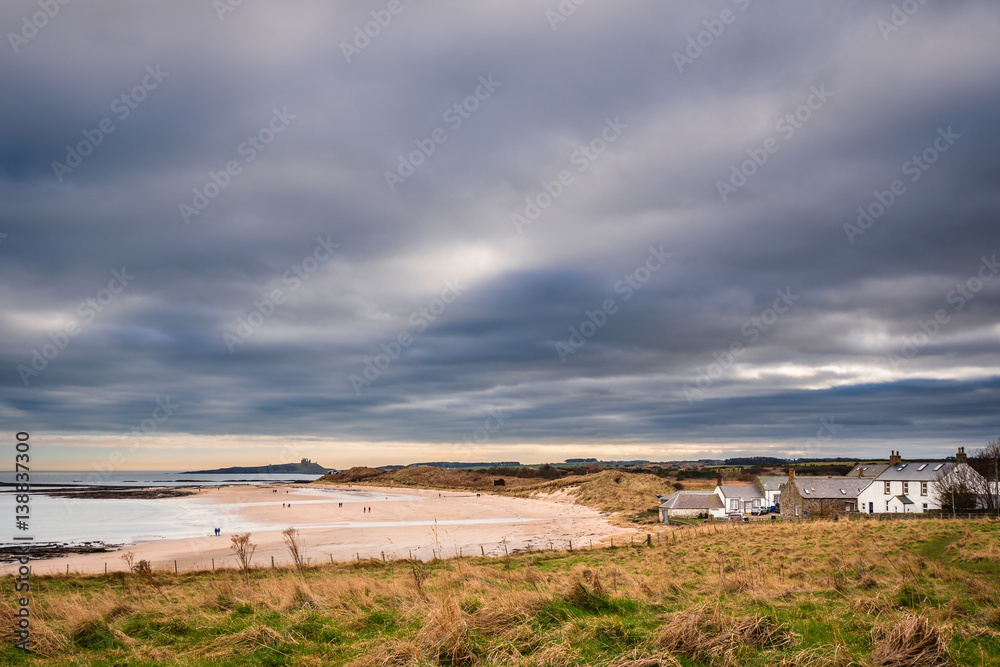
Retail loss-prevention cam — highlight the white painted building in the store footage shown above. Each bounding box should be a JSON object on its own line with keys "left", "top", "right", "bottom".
{"left": 857, "top": 449, "right": 988, "bottom": 514}
{"left": 714, "top": 483, "right": 765, "bottom": 514}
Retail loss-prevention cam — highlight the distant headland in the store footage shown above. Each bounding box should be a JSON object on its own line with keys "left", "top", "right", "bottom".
{"left": 181, "top": 458, "right": 329, "bottom": 475}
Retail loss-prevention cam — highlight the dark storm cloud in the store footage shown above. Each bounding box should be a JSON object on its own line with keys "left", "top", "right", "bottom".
{"left": 2, "top": 0, "right": 999, "bottom": 464}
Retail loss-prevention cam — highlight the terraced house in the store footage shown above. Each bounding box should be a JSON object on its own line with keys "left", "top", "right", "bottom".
{"left": 779, "top": 468, "right": 872, "bottom": 520}
{"left": 857, "top": 448, "right": 986, "bottom": 514}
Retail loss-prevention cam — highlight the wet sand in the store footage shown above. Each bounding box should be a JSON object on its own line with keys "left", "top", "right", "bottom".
{"left": 5, "top": 484, "right": 635, "bottom": 575}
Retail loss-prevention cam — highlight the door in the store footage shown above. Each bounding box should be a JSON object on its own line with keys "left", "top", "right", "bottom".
{"left": 868, "top": 502, "right": 873, "bottom": 513}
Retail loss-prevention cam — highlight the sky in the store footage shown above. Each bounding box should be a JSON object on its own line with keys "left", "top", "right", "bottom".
{"left": 1, "top": 0, "right": 999, "bottom": 471}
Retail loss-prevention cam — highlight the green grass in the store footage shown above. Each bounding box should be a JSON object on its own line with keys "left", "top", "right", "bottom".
{"left": 1, "top": 519, "right": 999, "bottom": 665}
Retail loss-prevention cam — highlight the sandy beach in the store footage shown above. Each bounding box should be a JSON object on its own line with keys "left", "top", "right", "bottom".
{"left": 5, "top": 484, "right": 636, "bottom": 575}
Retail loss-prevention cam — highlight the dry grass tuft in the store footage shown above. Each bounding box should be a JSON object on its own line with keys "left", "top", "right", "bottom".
{"left": 606, "top": 650, "right": 682, "bottom": 666}
{"left": 777, "top": 643, "right": 856, "bottom": 667}
{"left": 347, "top": 638, "right": 423, "bottom": 667}
{"left": 0, "top": 601, "right": 70, "bottom": 657}
{"left": 870, "top": 614, "right": 948, "bottom": 667}
{"left": 420, "top": 593, "right": 478, "bottom": 666}
{"left": 656, "top": 606, "right": 793, "bottom": 663}
{"left": 210, "top": 623, "right": 292, "bottom": 655}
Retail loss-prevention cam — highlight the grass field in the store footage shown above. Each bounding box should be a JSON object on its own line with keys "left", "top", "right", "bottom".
{"left": 3, "top": 518, "right": 998, "bottom": 666}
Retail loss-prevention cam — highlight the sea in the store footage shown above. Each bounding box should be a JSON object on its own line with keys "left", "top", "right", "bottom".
{"left": 0, "top": 470, "right": 411, "bottom": 546}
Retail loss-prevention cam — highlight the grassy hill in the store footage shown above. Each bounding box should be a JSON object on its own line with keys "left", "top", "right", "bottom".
{"left": 3, "top": 519, "right": 998, "bottom": 665}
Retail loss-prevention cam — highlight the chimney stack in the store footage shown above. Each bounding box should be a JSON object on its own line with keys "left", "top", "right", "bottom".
{"left": 889, "top": 450, "right": 903, "bottom": 465}
{"left": 788, "top": 466, "right": 796, "bottom": 480}
{"left": 956, "top": 447, "right": 967, "bottom": 465}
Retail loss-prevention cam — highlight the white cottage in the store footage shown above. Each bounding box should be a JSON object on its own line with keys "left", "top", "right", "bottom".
{"left": 714, "top": 482, "right": 765, "bottom": 514}
{"left": 856, "top": 449, "right": 987, "bottom": 514}
{"left": 658, "top": 491, "right": 726, "bottom": 522}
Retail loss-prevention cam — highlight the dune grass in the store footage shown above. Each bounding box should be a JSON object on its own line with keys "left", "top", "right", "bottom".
{"left": 2, "top": 518, "right": 998, "bottom": 665}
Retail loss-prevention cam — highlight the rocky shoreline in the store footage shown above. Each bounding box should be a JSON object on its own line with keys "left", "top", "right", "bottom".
{"left": 0, "top": 542, "right": 120, "bottom": 563}
{"left": 0, "top": 484, "right": 200, "bottom": 500}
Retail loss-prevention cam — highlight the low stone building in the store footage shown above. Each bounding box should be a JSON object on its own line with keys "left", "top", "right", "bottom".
{"left": 658, "top": 491, "right": 725, "bottom": 522}
{"left": 779, "top": 468, "right": 873, "bottom": 520}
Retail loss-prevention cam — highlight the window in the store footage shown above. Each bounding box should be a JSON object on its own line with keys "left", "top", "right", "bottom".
{"left": 885, "top": 500, "right": 890, "bottom": 511}
{"left": 922, "top": 503, "right": 928, "bottom": 511}
{"left": 884, "top": 481, "right": 891, "bottom": 494}
{"left": 753, "top": 499, "right": 761, "bottom": 507}
{"left": 902, "top": 482, "right": 909, "bottom": 494}
{"left": 795, "top": 504, "right": 799, "bottom": 516}
{"left": 730, "top": 499, "right": 739, "bottom": 510}
{"left": 921, "top": 482, "right": 927, "bottom": 496}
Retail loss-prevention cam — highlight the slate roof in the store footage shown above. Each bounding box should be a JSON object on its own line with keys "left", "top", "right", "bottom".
{"left": 846, "top": 463, "right": 890, "bottom": 478}
{"left": 717, "top": 484, "right": 764, "bottom": 500}
{"left": 791, "top": 477, "right": 873, "bottom": 499}
{"left": 756, "top": 475, "right": 787, "bottom": 492}
{"left": 658, "top": 491, "right": 724, "bottom": 510}
{"left": 897, "top": 495, "right": 914, "bottom": 505}
{"left": 874, "top": 462, "right": 955, "bottom": 481}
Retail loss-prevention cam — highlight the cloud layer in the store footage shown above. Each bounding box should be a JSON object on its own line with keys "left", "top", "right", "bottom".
{"left": 2, "top": 0, "right": 999, "bottom": 467}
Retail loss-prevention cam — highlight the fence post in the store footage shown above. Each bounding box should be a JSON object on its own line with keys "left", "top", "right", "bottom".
{"left": 481, "top": 545, "right": 485, "bottom": 556}
{"left": 174, "top": 560, "right": 178, "bottom": 575}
